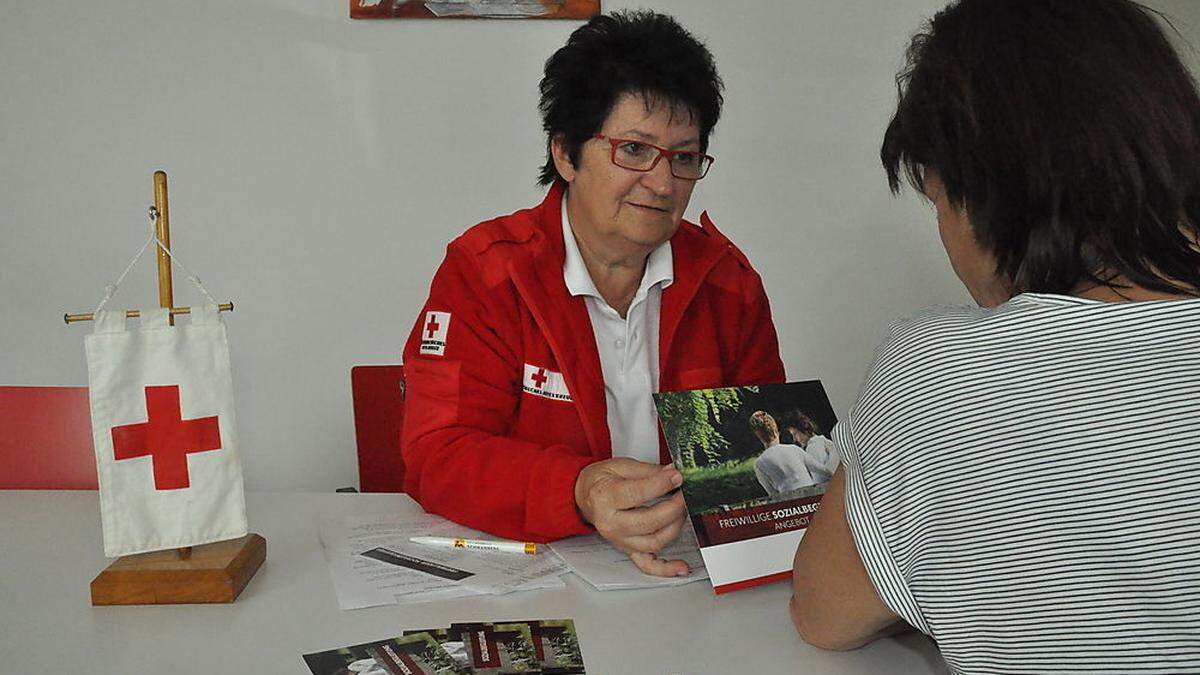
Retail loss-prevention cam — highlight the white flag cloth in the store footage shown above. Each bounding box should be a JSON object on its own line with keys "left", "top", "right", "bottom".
{"left": 85, "top": 304, "right": 248, "bottom": 557}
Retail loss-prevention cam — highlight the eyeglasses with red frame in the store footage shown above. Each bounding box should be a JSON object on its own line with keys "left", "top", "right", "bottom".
{"left": 593, "top": 134, "right": 715, "bottom": 180}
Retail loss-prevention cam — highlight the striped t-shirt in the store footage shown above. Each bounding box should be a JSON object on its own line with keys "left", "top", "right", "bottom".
{"left": 835, "top": 293, "right": 1200, "bottom": 674}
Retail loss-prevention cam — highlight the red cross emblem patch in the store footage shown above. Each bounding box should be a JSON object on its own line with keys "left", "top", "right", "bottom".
{"left": 419, "top": 311, "right": 451, "bottom": 356}
{"left": 522, "top": 364, "right": 571, "bottom": 402}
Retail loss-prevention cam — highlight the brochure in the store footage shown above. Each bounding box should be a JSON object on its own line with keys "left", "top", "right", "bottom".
{"left": 312, "top": 618, "right": 587, "bottom": 674}
{"left": 512, "top": 620, "right": 585, "bottom": 674}
{"left": 654, "top": 381, "right": 840, "bottom": 593}
{"left": 303, "top": 632, "right": 469, "bottom": 674}
{"left": 401, "top": 628, "right": 473, "bottom": 672}
{"left": 447, "top": 622, "right": 541, "bottom": 673}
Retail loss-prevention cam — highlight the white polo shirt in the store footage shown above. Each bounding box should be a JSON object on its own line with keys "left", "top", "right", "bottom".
{"left": 562, "top": 200, "right": 673, "bottom": 464}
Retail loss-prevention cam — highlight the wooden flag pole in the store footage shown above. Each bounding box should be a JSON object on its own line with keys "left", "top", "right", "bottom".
{"left": 153, "top": 171, "right": 175, "bottom": 322}
{"left": 87, "top": 171, "right": 266, "bottom": 605}
{"left": 151, "top": 172, "right": 189, "bottom": 561}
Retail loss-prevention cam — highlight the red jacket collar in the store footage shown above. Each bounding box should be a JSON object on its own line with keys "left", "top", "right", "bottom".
{"left": 507, "top": 181, "right": 735, "bottom": 457}
{"left": 518, "top": 180, "right": 736, "bottom": 309}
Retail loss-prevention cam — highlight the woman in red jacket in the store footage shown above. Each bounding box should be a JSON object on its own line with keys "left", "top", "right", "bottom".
{"left": 402, "top": 10, "right": 785, "bottom": 577}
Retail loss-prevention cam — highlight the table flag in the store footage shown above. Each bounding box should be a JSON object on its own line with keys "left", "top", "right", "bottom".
{"left": 85, "top": 304, "right": 247, "bottom": 557}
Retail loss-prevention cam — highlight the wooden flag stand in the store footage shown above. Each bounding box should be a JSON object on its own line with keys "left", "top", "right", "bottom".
{"left": 68, "top": 171, "right": 266, "bottom": 605}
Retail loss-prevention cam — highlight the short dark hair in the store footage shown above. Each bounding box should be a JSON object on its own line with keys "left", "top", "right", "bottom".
{"left": 778, "top": 410, "right": 818, "bottom": 438}
{"left": 882, "top": 0, "right": 1200, "bottom": 295}
{"left": 537, "top": 10, "right": 723, "bottom": 186}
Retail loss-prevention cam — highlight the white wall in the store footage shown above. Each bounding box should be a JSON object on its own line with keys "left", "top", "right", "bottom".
{"left": 4, "top": 0, "right": 1199, "bottom": 490}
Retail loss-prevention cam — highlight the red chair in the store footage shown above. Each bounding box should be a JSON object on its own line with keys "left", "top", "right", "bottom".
{"left": 0, "top": 386, "right": 98, "bottom": 489}
{"left": 350, "top": 365, "right": 406, "bottom": 492}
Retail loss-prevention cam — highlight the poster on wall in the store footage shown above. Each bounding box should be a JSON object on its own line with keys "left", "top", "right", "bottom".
{"left": 351, "top": 0, "right": 600, "bottom": 20}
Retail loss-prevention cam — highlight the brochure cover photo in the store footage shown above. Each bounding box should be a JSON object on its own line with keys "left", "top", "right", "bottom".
{"left": 653, "top": 381, "right": 840, "bottom": 593}
{"left": 302, "top": 632, "right": 469, "bottom": 674}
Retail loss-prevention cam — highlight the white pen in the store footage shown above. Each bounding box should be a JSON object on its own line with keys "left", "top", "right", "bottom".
{"left": 409, "top": 536, "right": 538, "bottom": 555}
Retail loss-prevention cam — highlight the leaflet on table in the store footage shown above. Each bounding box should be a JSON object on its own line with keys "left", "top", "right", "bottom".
{"left": 400, "top": 628, "right": 474, "bottom": 672}
{"left": 406, "top": 620, "right": 587, "bottom": 674}
{"left": 304, "top": 618, "right": 587, "bottom": 674}
{"left": 653, "top": 380, "right": 840, "bottom": 594}
{"left": 548, "top": 527, "right": 708, "bottom": 591}
{"left": 520, "top": 620, "right": 586, "bottom": 675}
{"left": 302, "top": 632, "right": 469, "bottom": 675}
{"left": 318, "top": 513, "right": 567, "bottom": 610}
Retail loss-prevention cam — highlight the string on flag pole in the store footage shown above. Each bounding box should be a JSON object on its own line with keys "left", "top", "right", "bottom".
{"left": 66, "top": 190, "right": 234, "bottom": 324}
{"left": 92, "top": 210, "right": 158, "bottom": 315}
{"left": 94, "top": 206, "right": 220, "bottom": 315}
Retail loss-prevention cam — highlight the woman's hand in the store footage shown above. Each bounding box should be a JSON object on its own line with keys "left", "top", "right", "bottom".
{"left": 574, "top": 458, "right": 690, "bottom": 577}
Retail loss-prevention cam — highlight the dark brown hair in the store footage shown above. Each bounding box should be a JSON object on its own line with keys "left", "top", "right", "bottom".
{"left": 882, "top": 0, "right": 1200, "bottom": 295}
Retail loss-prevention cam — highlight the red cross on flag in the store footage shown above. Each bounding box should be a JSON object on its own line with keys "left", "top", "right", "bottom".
{"left": 85, "top": 305, "right": 248, "bottom": 557}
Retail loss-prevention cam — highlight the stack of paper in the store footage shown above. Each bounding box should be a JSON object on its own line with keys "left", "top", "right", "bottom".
{"left": 548, "top": 527, "right": 708, "bottom": 591}
{"left": 319, "top": 513, "right": 568, "bottom": 610}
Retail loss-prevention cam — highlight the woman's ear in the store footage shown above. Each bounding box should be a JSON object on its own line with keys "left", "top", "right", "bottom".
{"left": 550, "top": 135, "right": 578, "bottom": 183}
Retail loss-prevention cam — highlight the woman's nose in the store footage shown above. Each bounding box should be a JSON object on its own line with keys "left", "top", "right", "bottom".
{"left": 640, "top": 157, "right": 676, "bottom": 197}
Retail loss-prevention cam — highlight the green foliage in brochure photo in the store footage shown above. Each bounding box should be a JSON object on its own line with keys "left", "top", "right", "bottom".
{"left": 655, "top": 387, "right": 752, "bottom": 469}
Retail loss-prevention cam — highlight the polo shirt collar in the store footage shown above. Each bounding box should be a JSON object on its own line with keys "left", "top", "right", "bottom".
{"left": 561, "top": 193, "right": 675, "bottom": 300}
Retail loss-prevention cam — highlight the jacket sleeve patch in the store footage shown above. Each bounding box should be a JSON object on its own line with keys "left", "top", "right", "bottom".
{"left": 418, "top": 311, "right": 452, "bottom": 356}
{"left": 521, "top": 364, "right": 572, "bottom": 402}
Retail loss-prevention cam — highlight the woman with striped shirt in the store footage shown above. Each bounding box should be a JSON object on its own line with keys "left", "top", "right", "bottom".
{"left": 790, "top": 1, "right": 1200, "bottom": 672}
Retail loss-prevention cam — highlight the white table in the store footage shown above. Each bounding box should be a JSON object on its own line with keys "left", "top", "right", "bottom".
{"left": 0, "top": 491, "right": 947, "bottom": 673}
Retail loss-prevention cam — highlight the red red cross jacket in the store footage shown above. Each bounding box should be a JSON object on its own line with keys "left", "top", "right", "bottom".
{"left": 401, "top": 182, "right": 785, "bottom": 542}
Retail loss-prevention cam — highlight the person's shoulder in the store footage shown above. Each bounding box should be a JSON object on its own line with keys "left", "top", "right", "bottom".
{"left": 877, "top": 296, "right": 1058, "bottom": 362}
{"left": 852, "top": 302, "right": 1042, "bottom": 425}
{"left": 758, "top": 444, "right": 795, "bottom": 463}
{"left": 883, "top": 303, "right": 993, "bottom": 340}
{"left": 437, "top": 200, "right": 546, "bottom": 287}
{"left": 448, "top": 203, "right": 541, "bottom": 258}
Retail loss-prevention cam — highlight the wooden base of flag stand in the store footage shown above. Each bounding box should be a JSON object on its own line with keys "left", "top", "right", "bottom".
{"left": 91, "top": 533, "right": 266, "bottom": 605}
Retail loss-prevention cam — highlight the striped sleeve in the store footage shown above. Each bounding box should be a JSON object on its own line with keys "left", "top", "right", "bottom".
{"left": 834, "top": 316, "right": 934, "bottom": 635}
